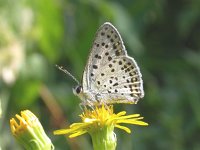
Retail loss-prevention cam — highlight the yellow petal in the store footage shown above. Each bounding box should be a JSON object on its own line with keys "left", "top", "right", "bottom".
{"left": 117, "top": 114, "right": 141, "bottom": 119}
{"left": 69, "top": 130, "right": 87, "bottom": 138}
{"left": 117, "top": 120, "right": 148, "bottom": 126}
{"left": 53, "top": 129, "right": 72, "bottom": 135}
{"left": 116, "top": 111, "right": 126, "bottom": 116}
{"left": 115, "top": 124, "right": 131, "bottom": 133}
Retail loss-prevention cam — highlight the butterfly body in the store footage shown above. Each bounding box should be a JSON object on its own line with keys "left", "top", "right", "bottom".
{"left": 73, "top": 22, "right": 144, "bottom": 106}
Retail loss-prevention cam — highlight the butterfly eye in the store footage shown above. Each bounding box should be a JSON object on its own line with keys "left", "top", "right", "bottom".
{"left": 75, "top": 86, "right": 82, "bottom": 94}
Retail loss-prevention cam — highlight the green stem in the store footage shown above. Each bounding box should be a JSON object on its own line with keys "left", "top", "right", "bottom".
{"left": 89, "top": 125, "right": 116, "bottom": 150}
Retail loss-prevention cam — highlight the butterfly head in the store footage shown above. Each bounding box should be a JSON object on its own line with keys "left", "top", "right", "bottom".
{"left": 73, "top": 85, "right": 83, "bottom": 96}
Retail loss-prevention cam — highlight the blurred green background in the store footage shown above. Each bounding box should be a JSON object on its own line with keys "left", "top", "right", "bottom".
{"left": 1, "top": 0, "right": 200, "bottom": 149}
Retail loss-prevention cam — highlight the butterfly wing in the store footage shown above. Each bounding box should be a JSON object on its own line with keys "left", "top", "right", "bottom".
{"left": 82, "top": 22, "right": 144, "bottom": 104}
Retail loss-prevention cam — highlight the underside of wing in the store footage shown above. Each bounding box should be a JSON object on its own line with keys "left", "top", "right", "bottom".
{"left": 93, "top": 56, "right": 144, "bottom": 104}
{"left": 82, "top": 22, "right": 126, "bottom": 90}
{"left": 82, "top": 22, "right": 144, "bottom": 104}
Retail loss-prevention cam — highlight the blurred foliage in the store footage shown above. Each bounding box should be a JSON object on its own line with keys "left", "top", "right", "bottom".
{"left": 0, "top": 0, "right": 200, "bottom": 149}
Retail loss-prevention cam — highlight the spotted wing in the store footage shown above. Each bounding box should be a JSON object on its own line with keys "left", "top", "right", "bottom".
{"left": 82, "top": 22, "right": 144, "bottom": 104}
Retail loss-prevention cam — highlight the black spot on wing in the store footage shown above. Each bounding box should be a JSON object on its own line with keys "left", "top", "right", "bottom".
{"left": 93, "top": 65, "right": 98, "bottom": 69}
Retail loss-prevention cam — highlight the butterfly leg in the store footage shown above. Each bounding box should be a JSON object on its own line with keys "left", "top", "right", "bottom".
{"left": 95, "top": 93, "right": 102, "bottom": 104}
{"left": 79, "top": 99, "right": 95, "bottom": 111}
{"left": 79, "top": 102, "right": 87, "bottom": 111}
{"left": 94, "top": 93, "right": 111, "bottom": 110}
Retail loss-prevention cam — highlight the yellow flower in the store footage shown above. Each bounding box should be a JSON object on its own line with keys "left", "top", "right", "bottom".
{"left": 10, "top": 110, "right": 54, "bottom": 150}
{"left": 54, "top": 105, "right": 148, "bottom": 150}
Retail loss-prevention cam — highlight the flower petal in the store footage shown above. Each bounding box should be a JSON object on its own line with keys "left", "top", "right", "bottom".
{"left": 115, "top": 124, "right": 131, "bottom": 133}
{"left": 117, "top": 114, "right": 141, "bottom": 119}
{"left": 116, "top": 111, "right": 126, "bottom": 116}
{"left": 117, "top": 120, "right": 148, "bottom": 126}
{"left": 53, "top": 129, "right": 72, "bottom": 135}
{"left": 69, "top": 130, "right": 87, "bottom": 138}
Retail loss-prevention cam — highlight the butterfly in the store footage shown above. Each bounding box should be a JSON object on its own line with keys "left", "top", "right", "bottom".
{"left": 57, "top": 22, "right": 144, "bottom": 106}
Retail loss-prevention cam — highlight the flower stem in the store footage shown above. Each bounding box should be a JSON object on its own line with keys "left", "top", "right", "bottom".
{"left": 89, "top": 125, "right": 116, "bottom": 150}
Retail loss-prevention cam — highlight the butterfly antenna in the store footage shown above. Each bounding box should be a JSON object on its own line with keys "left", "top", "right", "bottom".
{"left": 56, "top": 65, "right": 80, "bottom": 85}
